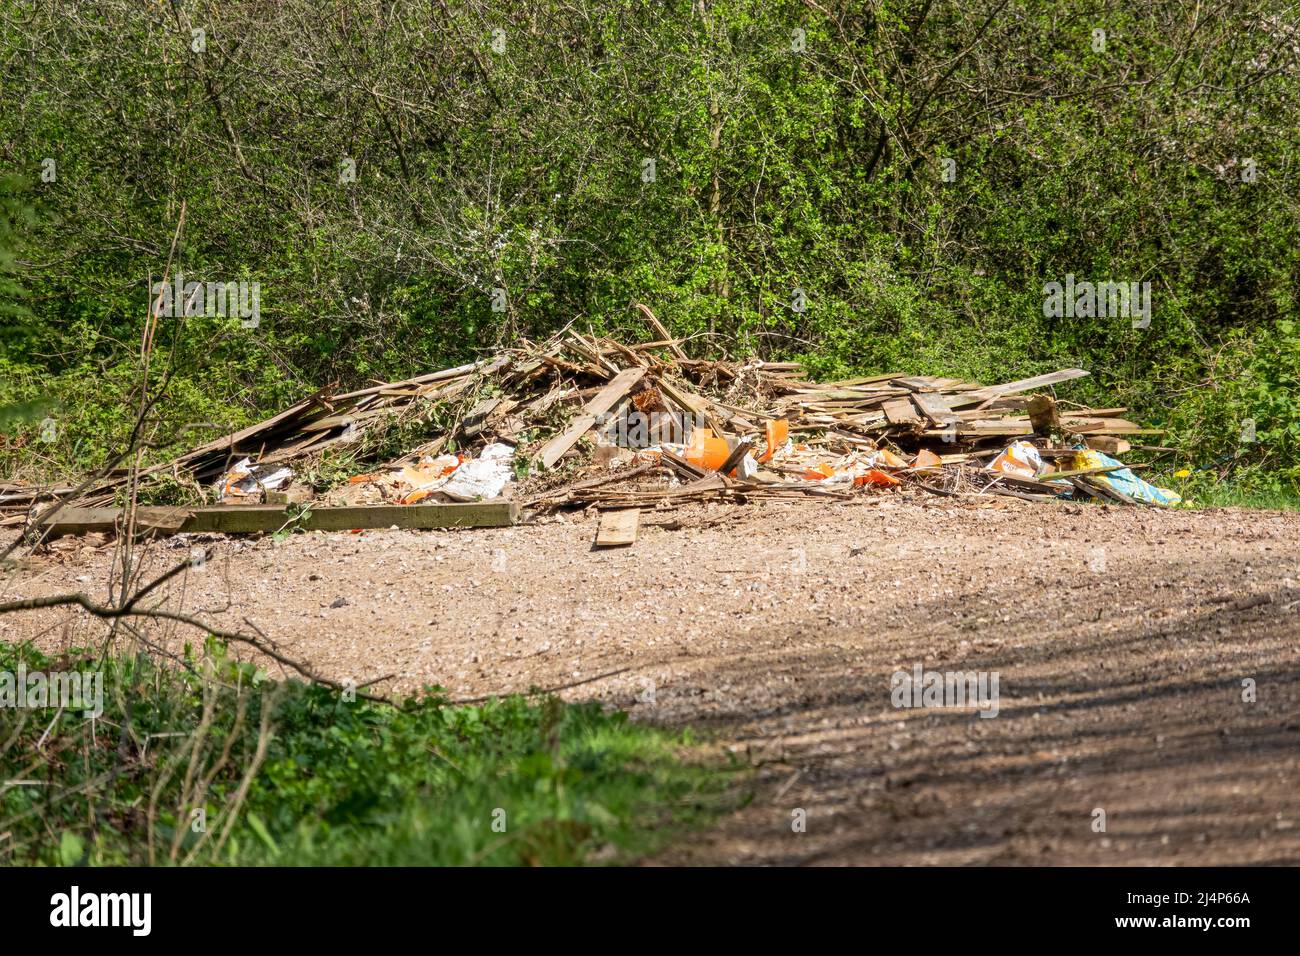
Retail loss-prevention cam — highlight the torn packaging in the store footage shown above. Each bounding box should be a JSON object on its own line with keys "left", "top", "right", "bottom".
{"left": 1072, "top": 448, "right": 1181, "bottom": 506}
{"left": 215, "top": 458, "right": 295, "bottom": 502}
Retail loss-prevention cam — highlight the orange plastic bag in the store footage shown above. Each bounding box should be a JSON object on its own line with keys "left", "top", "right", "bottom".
{"left": 875, "top": 448, "right": 908, "bottom": 468}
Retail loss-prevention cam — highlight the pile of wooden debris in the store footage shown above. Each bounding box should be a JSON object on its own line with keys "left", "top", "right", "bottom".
{"left": 5, "top": 304, "right": 1182, "bottom": 540}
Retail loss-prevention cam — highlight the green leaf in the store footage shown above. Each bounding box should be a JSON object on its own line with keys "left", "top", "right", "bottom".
{"left": 59, "top": 831, "right": 85, "bottom": 866}
{"left": 245, "top": 812, "right": 280, "bottom": 857}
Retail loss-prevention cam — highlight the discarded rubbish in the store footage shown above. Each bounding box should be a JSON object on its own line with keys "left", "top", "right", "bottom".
{"left": 1071, "top": 448, "right": 1182, "bottom": 506}
{"left": 759, "top": 419, "right": 789, "bottom": 463}
{"left": 215, "top": 458, "right": 295, "bottom": 503}
{"left": 986, "top": 441, "right": 1044, "bottom": 480}
{"left": 855, "top": 469, "right": 902, "bottom": 487}
{"left": 684, "top": 430, "right": 731, "bottom": 472}
{"left": 442, "top": 443, "right": 515, "bottom": 502}
{"left": 10, "top": 302, "right": 1183, "bottom": 539}
{"left": 911, "top": 449, "right": 943, "bottom": 471}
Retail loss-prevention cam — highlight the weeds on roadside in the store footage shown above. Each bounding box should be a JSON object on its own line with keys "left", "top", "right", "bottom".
{"left": 0, "top": 641, "right": 733, "bottom": 866}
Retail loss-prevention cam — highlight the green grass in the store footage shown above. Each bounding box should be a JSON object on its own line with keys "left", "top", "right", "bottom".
{"left": 0, "top": 642, "right": 736, "bottom": 866}
{"left": 1178, "top": 482, "right": 1300, "bottom": 513}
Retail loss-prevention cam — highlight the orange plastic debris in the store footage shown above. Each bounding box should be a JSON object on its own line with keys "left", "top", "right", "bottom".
{"left": 758, "top": 418, "right": 789, "bottom": 463}
{"left": 911, "top": 449, "right": 942, "bottom": 470}
{"left": 875, "top": 449, "right": 908, "bottom": 468}
{"left": 854, "top": 468, "right": 901, "bottom": 487}
{"left": 685, "top": 428, "right": 731, "bottom": 470}
{"left": 802, "top": 463, "right": 837, "bottom": 480}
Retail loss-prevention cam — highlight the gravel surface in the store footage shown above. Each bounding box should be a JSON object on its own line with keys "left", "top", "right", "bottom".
{"left": 5, "top": 495, "right": 1299, "bottom": 865}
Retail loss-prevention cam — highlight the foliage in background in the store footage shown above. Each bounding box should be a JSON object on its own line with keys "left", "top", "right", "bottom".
{"left": 0, "top": 642, "right": 729, "bottom": 866}
{"left": 0, "top": 1, "right": 1296, "bottom": 494}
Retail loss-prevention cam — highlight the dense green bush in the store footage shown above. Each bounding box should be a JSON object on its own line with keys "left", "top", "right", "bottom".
{"left": 1166, "top": 319, "right": 1300, "bottom": 495}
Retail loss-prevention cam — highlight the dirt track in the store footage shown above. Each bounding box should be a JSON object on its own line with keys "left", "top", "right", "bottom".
{"left": 5, "top": 495, "right": 1300, "bottom": 865}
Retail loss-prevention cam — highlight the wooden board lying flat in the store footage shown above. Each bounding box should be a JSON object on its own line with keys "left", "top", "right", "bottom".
{"left": 594, "top": 508, "right": 640, "bottom": 546}
{"left": 820, "top": 372, "right": 906, "bottom": 387}
{"left": 38, "top": 502, "right": 518, "bottom": 538}
{"left": 882, "top": 398, "right": 922, "bottom": 425}
{"left": 1086, "top": 436, "right": 1131, "bottom": 455}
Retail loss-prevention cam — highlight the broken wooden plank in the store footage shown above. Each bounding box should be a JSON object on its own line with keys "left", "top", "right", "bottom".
{"left": 1085, "top": 436, "right": 1131, "bottom": 455}
{"left": 165, "top": 383, "right": 340, "bottom": 471}
{"left": 536, "top": 367, "right": 645, "bottom": 469}
{"left": 1035, "top": 463, "right": 1139, "bottom": 482}
{"left": 656, "top": 376, "right": 726, "bottom": 437}
{"left": 1027, "top": 395, "right": 1060, "bottom": 437}
{"left": 660, "top": 449, "right": 707, "bottom": 480}
{"left": 635, "top": 303, "right": 687, "bottom": 360}
{"left": 818, "top": 372, "right": 906, "bottom": 387}
{"left": 332, "top": 360, "right": 494, "bottom": 402}
{"left": 460, "top": 396, "right": 502, "bottom": 438}
{"left": 1069, "top": 422, "right": 1163, "bottom": 436}
{"left": 1080, "top": 475, "right": 1139, "bottom": 505}
{"left": 882, "top": 398, "right": 922, "bottom": 426}
{"left": 950, "top": 368, "right": 1089, "bottom": 408}
{"left": 595, "top": 508, "right": 640, "bottom": 546}
{"left": 911, "top": 392, "right": 956, "bottom": 427}
{"left": 892, "top": 376, "right": 941, "bottom": 392}
{"left": 716, "top": 437, "right": 754, "bottom": 476}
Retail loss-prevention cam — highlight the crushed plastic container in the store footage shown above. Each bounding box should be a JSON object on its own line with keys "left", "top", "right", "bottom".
{"left": 685, "top": 428, "right": 731, "bottom": 471}
{"left": 854, "top": 468, "right": 901, "bottom": 487}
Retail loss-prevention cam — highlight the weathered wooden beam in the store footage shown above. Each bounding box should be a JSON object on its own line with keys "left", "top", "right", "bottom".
{"left": 635, "top": 303, "right": 687, "bottom": 360}
{"left": 1027, "top": 394, "right": 1061, "bottom": 436}
{"left": 912, "top": 392, "right": 956, "bottom": 426}
{"left": 37, "top": 501, "right": 518, "bottom": 538}
{"left": 1085, "top": 436, "right": 1131, "bottom": 455}
{"left": 33, "top": 506, "right": 193, "bottom": 537}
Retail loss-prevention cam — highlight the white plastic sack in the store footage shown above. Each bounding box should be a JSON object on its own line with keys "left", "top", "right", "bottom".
{"left": 441, "top": 444, "right": 515, "bottom": 501}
